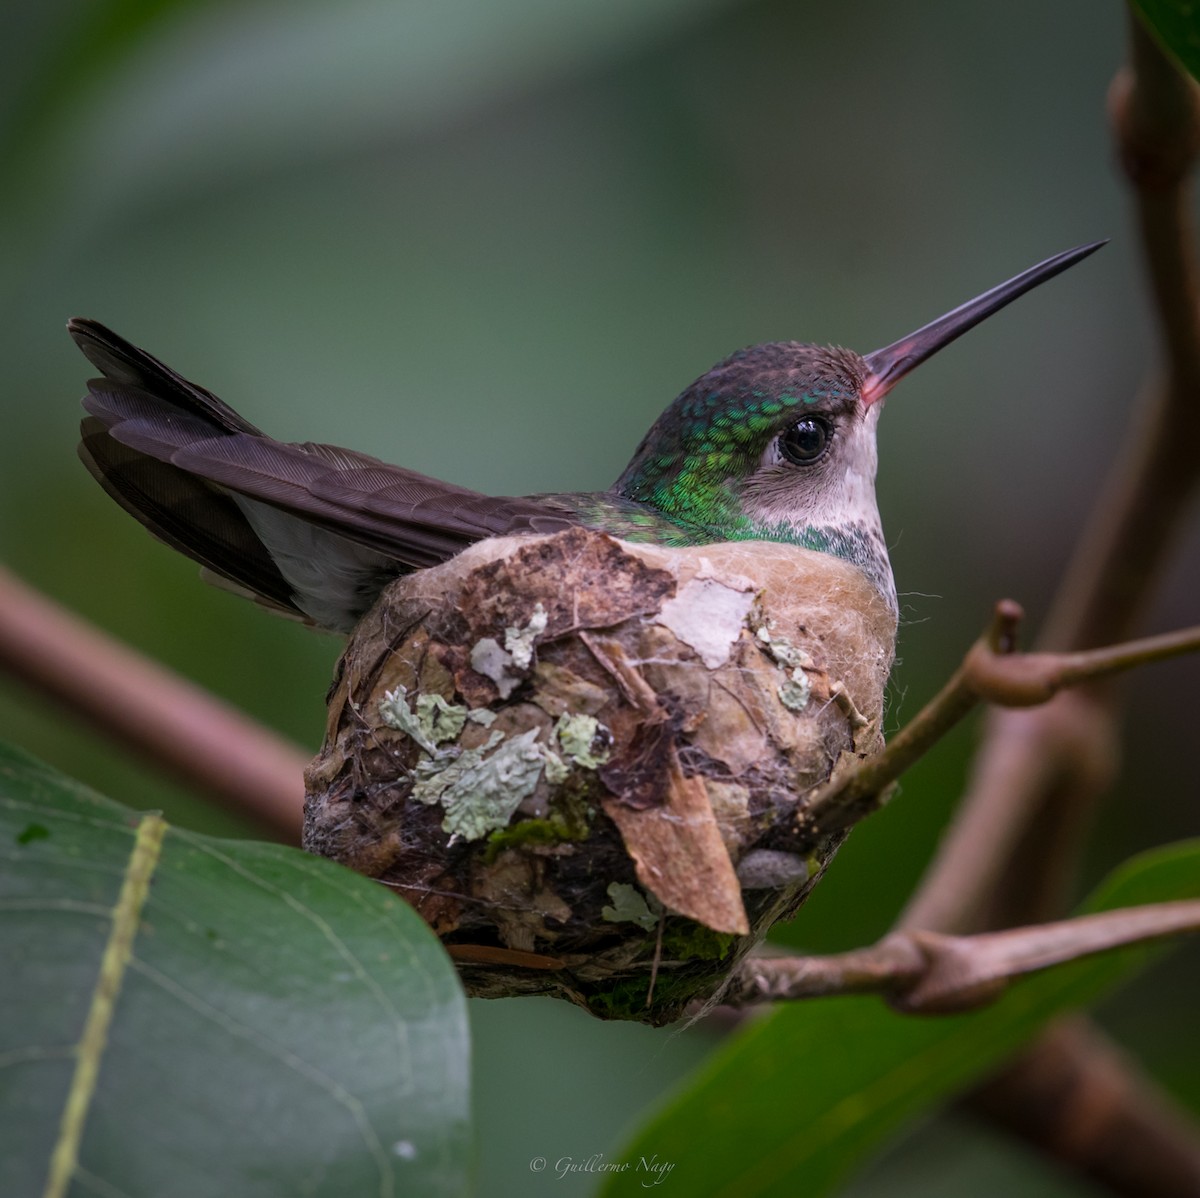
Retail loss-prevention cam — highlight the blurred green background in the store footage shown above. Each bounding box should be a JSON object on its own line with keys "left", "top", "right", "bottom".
{"left": 2, "top": 1, "right": 1197, "bottom": 1194}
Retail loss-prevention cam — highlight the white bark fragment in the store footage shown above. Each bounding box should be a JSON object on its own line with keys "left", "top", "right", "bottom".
{"left": 654, "top": 576, "right": 756, "bottom": 668}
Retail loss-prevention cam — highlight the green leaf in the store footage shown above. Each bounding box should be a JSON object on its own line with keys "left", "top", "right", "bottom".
{"left": 1131, "top": 1, "right": 1200, "bottom": 82}
{"left": 0, "top": 741, "right": 471, "bottom": 1198}
{"left": 601, "top": 840, "right": 1200, "bottom": 1198}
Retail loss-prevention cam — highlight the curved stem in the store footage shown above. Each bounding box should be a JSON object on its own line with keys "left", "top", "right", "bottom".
{"left": 727, "top": 901, "right": 1200, "bottom": 1011}
{"left": 803, "top": 605, "right": 1200, "bottom": 838}
{"left": 0, "top": 566, "right": 307, "bottom": 840}
{"left": 893, "top": 13, "right": 1200, "bottom": 1195}
{"left": 901, "top": 9, "right": 1200, "bottom": 939}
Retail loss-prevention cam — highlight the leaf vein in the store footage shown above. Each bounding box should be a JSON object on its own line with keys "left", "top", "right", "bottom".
{"left": 176, "top": 833, "right": 417, "bottom": 1083}
{"left": 42, "top": 812, "right": 165, "bottom": 1198}
{"left": 127, "top": 955, "right": 396, "bottom": 1198}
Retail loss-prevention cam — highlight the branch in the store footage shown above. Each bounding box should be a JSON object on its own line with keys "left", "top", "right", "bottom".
{"left": 900, "top": 6, "right": 1200, "bottom": 941}
{"left": 1044, "top": 23, "right": 1200, "bottom": 655}
{"left": 0, "top": 566, "right": 306, "bottom": 840}
{"left": 887, "top": 12, "right": 1200, "bottom": 1195}
{"left": 726, "top": 901, "right": 1200, "bottom": 1012}
{"left": 802, "top": 602, "right": 1200, "bottom": 837}
{"left": 969, "top": 1018, "right": 1200, "bottom": 1198}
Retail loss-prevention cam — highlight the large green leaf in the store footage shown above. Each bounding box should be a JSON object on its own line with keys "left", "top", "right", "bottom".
{"left": 0, "top": 741, "right": 471, "bottom": 1198}
{"left": 601, "top": 840, "right": 1200, "bottom": 1198}
{"left": 1131, "top": 1, "right": 1200, "bottom": 82}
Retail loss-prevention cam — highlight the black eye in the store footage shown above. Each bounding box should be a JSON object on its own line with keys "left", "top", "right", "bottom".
{"left": 779, "top": 417, "right": 831, "bottom": 465}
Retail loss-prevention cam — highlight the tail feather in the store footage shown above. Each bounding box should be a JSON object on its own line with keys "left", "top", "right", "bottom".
{"left": 78, "top": 415, "right": 299, "bottom": 619}
{"left": 71, "top": 319, "right": 582, "bottom": 630}
{"left": 69, "top": 318, "right": 262, "bottom": 436}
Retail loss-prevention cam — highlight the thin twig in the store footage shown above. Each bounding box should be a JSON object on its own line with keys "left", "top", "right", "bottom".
{"left": 803, "top": 604, "right": 1200, "bottom": 836}
{"left": 891, "top": 11, "right": 1200, "bottom": 1193}
{"left": 726, "top": 938, "right": 924, "bottom": 1005}
{"left": 965, "top": 622, "right": 1200, "bottom": 704}
{"left": 0, "top": 566, "right": 307, "bottom": 840}
{"left": 900, "top": 8, "right": 1200, "bottom": 939}
{"left": 799, "top": 602, "right": 1017, "bottom": 834}
{"left": 726, "top": 901, "right": 1200, "bottom": 1013}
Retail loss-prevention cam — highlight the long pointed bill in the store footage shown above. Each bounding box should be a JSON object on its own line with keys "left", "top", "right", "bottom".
{"left": 860, "top": 240, "right": 1106, "bottom": 406}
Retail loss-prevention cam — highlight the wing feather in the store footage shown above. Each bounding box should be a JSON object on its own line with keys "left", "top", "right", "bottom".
{"left": 72, "top": 319, "right": 583, "bottom": 629}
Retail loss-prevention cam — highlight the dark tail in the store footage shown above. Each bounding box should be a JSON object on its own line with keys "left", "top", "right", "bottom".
{"left": 73, "top": 319, "right": 310, "bottom": 621}
{"left": 71, "top": 320, "right": 576, "bottom": 630}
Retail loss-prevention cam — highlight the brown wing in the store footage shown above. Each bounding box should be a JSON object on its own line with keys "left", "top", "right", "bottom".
{"left": 71, "top": 319, "right": 580, "bottom": 630}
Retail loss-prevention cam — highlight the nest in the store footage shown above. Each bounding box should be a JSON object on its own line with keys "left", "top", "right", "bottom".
{"left": 304, "top": 526, "right": 896, "bottom": 1024}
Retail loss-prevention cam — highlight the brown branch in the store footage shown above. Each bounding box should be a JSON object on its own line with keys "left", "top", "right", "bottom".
{"left": 727, "top": 938, "right": 926, "bottom": 1005}
{"left": 900, "top": 3, "right": 1200, "bottom": 944}
{"left": 970, "top": 1018, "right": 1200, "bottom": 1198}
{"left": 803, "top": 602, "right": 1200, "bottom": 838}
{"left": 1043, "top": 18, "right": 1200, "bottom": 655}
{"left": 727, "top": 901, "right": 1200, "bottom": 1013}
{"left": 0, "top": 565, "right": 307, "bottom": 840}
{"left": 886, "top": 11, "right": 1200, "bottom": 1195}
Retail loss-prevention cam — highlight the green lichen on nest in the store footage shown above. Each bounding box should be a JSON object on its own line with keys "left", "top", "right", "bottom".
{"left": 379, "top": 686, "right": 491, "bottom": 754}
{"left": 750, "top": 615, "right": 816, "bottom": 712}
{"left": 469, "top": 602, "right": 549, "bottom": 698}
{"left": 554, "top": 713, "right": 611, "bottom": 769}
{"left": 484, "top": 792, "right": 593, "bottom": 863}
{"left": 379, "top": 685, "right": 453, "bottom": 756}
{"left": 660, "top": 921, "right": 738, "bottom": 961}
{"left": 601, "top": 882, "right": 660, "bottom": 930}
{"left": 380, "top": 682, "right": 613, "bottom": 844}
{"left": 411, "top": 728, "right": 545, "bottom": 842}
{"left": 777, "top": 670, "right": 812, "bottom": 711}
{"left": 505, "top": 600, "right": 548, "bottom": 668}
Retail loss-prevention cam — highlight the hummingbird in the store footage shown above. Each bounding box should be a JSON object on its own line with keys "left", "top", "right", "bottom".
{"left": 73, "top": 243, "right": 1102, "bottom": 633}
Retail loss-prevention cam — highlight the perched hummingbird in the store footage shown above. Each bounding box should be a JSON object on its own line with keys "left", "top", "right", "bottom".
{"left": 73, "top": 243, "right": 1101, "bottom": 632}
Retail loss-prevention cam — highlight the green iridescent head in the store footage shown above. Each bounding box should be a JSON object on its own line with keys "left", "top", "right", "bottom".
{"left": 613, "top": 342, "right": 893, "bottom": 601}
{"left": 611, "top": 241, "right": 1105, "bottom": 609}
{"left": 615, "top": 342, "right": 873, "bottom": 524}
